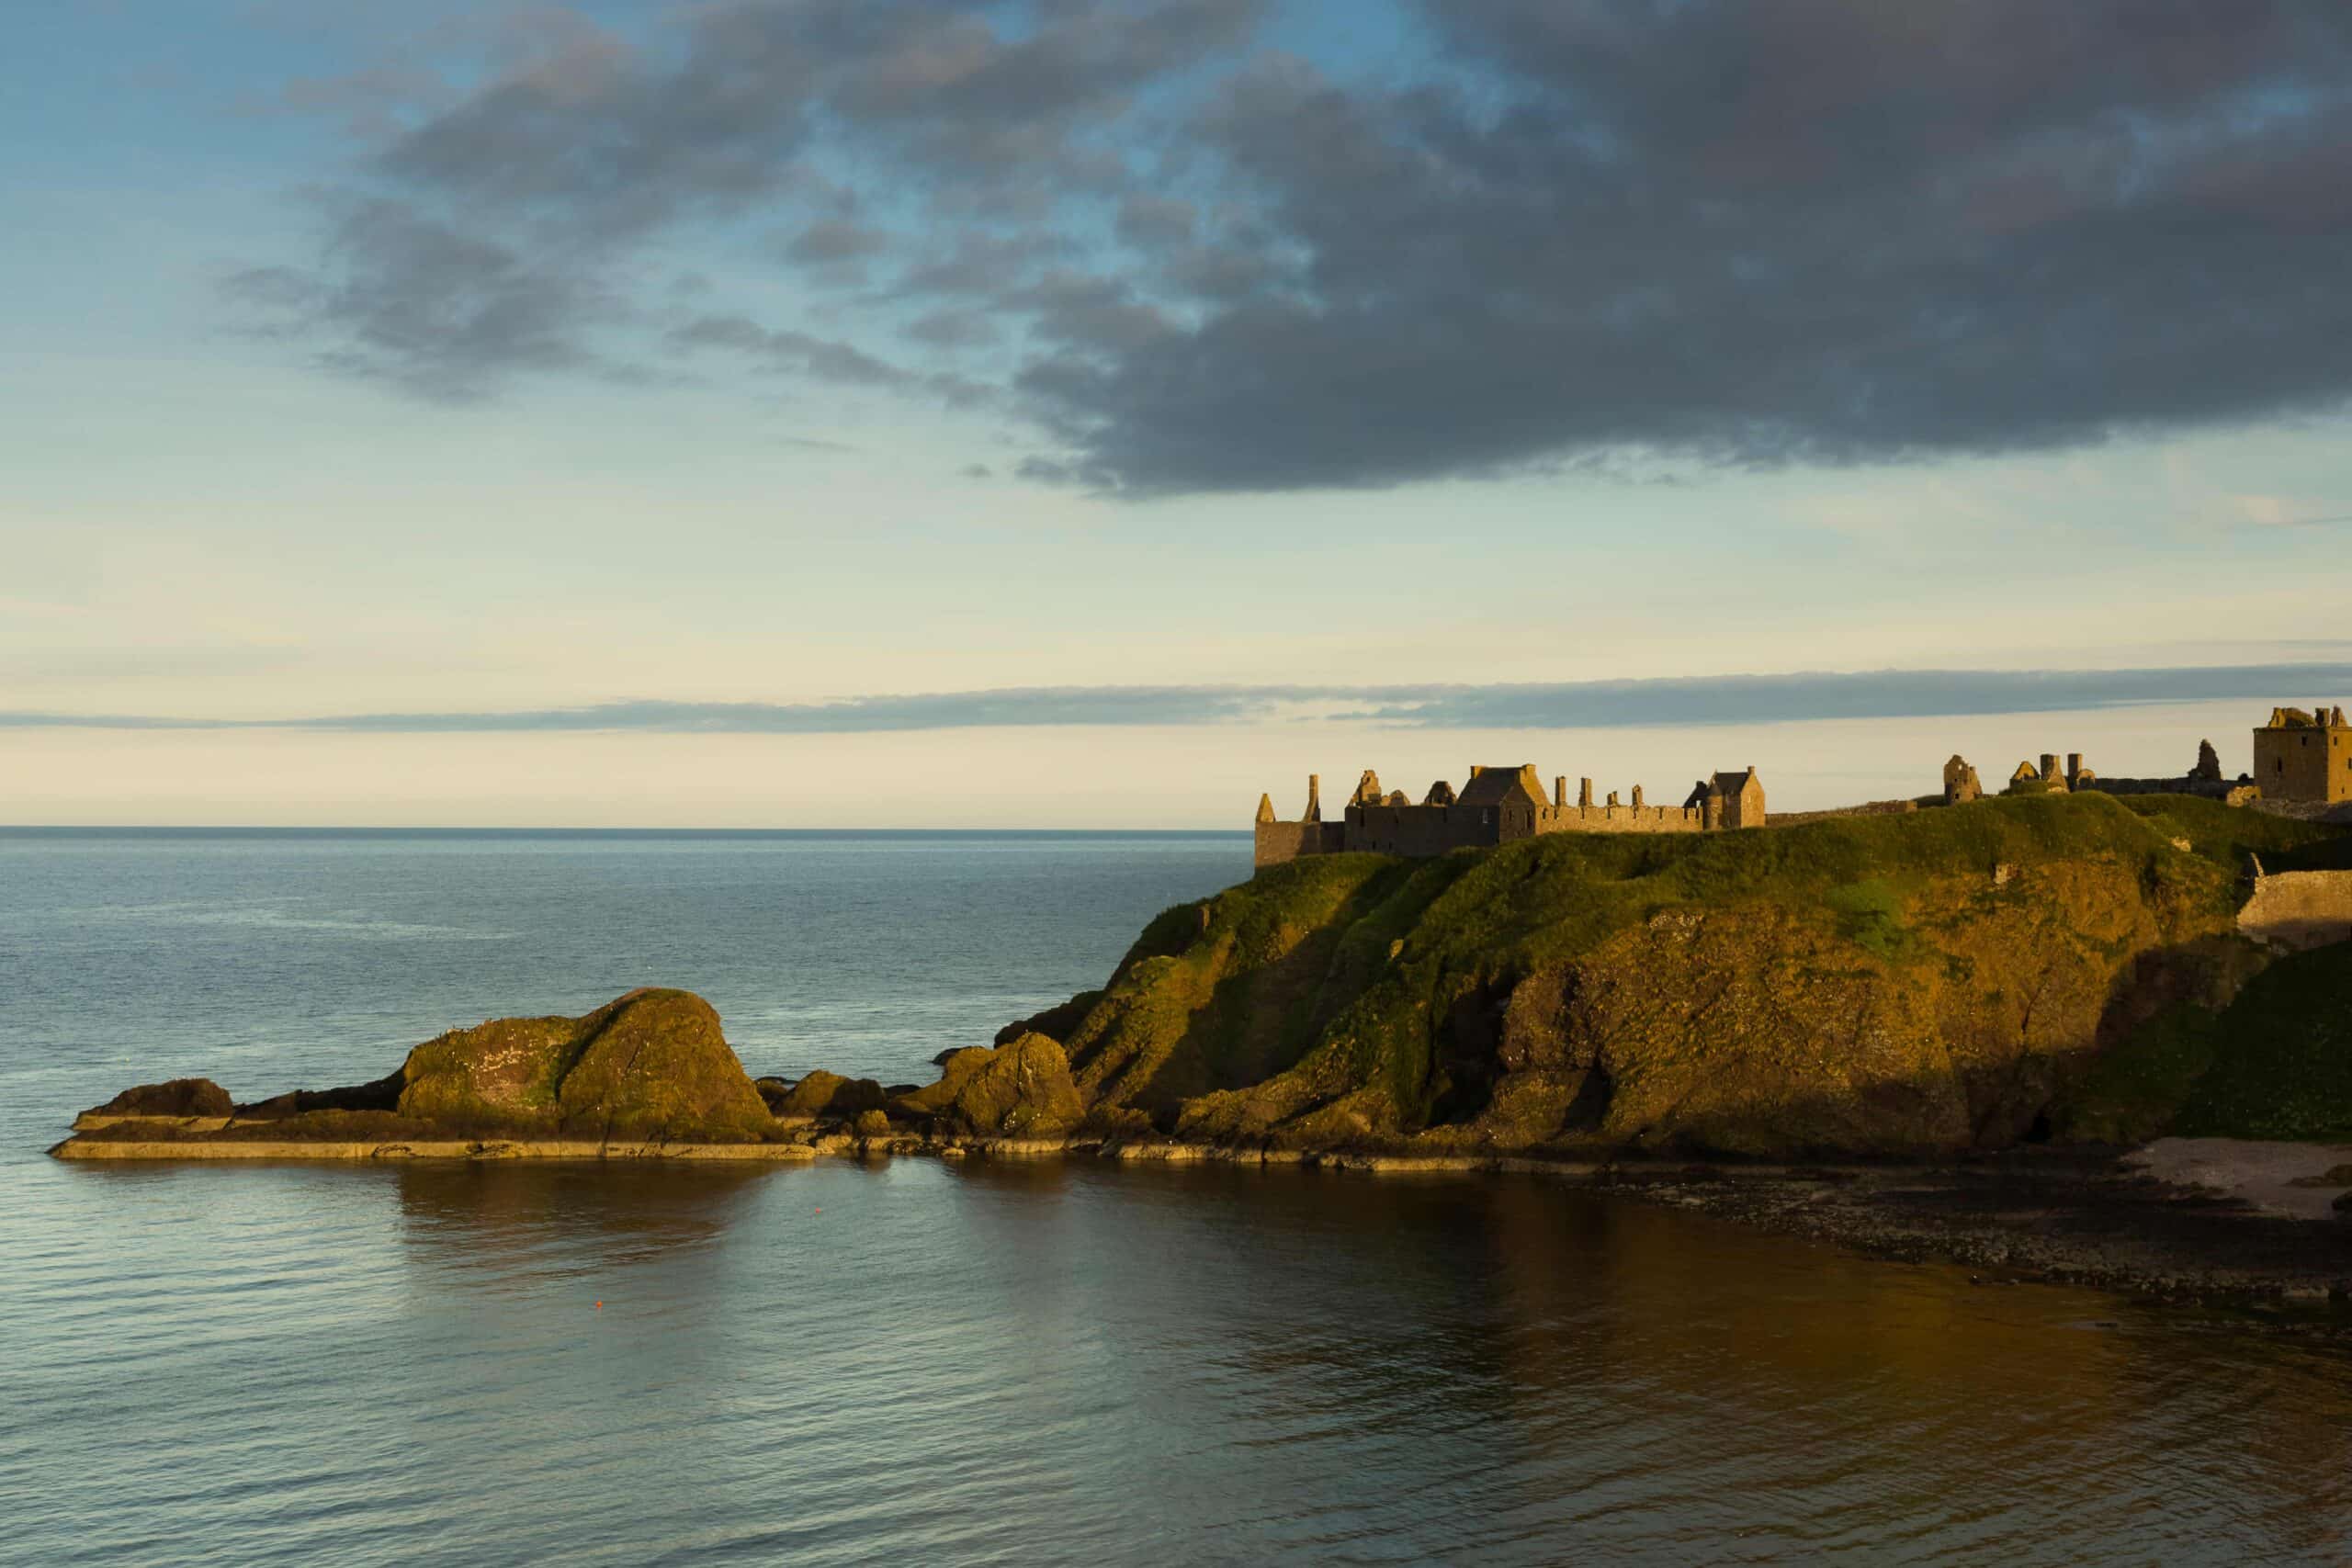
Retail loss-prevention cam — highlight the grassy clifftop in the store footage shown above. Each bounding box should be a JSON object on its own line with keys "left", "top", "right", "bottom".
{"left": 1028, "top": 794, "right": 2344, "bottom": 1157}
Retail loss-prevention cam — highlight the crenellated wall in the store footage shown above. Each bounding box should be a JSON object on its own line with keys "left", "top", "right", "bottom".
{"left": 1532, "top": 803, "right": 1706, "bottom": 834}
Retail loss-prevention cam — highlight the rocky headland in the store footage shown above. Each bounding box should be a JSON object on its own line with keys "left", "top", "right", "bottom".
{"left": 51, "top": 793, "right": 2352, "bottom": 1312}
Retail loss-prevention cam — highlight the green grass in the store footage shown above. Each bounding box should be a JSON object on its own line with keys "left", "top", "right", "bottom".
{"left": 2172, "top": 943, "right": 2352, "bottom": 1140}
{"left": 2057, "top": 1001, "right": 2228, "bottom": 1144}
{"left": 2115, "top": 793, "right": 2340, "bottom": 870}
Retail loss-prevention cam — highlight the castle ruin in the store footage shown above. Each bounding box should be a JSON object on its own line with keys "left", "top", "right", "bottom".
{"left": 1962, "top": 733, "right": 2262, "bottom": 806}
{"left": 2254, "top": 705, "right": 2352, "bottom": 804}
{"left": 1255, "top": 762, "right": 1765, "bottom": 869}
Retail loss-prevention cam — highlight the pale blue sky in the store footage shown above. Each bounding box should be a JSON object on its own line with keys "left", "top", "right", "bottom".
{"left": 6, "top": 2, "right": 2349, "bottom": 824}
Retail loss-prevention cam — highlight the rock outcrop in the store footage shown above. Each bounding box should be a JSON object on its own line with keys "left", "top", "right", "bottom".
{"left": 81, "top": 1077, "right": 232, "bottom": 1121}
{"left": 773, "top": 1070, "right": 888, "bottom": 1119}
{"left": 899, "top": 1033, "right": 1084, "bottom": 1137}
{"left": 1010, "top": 793, "right": 2352, "bottom": 1158}
{"left": 398, "top": 987, "right": 772, "bottom": 1138}
{"left": 65, "top": 988, "right": 777, "bottom": 1152}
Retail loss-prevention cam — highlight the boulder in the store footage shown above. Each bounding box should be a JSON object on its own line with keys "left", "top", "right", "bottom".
{"left": 85, "top": 1077, "right": 232, "bottom": 1120}
{"left": 774, "top": 1069, "right": 888, "bottom": 1119}
{"left": 900, "top": 1032, "right": 1084, "bottom": 1138}
{"left": 397, "top": 987, "right": 772, "bottom": 1138}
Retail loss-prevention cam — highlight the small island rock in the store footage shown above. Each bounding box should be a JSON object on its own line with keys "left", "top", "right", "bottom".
{"left": 84, "top": 1077, "right": 232, "bottom": 1120}
{"left": 397, "top": 987, "right": 772, "bottom": 1139}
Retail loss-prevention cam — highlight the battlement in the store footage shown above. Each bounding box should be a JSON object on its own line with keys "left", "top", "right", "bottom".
{"left": 1254, "top": 761, "right": 1765, "bottom": 869}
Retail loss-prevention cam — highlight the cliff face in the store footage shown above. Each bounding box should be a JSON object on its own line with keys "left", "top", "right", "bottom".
{"left": 1029, "top": 795, "right": 2341, "bottom": 1157}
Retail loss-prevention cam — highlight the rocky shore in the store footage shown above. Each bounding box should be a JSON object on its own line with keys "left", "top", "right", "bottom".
{"left": 50, "top": 793, "right": 2352, "bottom": 1321}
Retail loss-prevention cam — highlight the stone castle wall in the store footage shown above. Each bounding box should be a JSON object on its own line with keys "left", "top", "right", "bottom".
{"left": 1252, "top": 820, "right": 1346, "bottom": 868}
{"left": 1532, "top": 803, "right": 1706, "bottom": 835}
{"left": 1255, "top": 764, "right": 1759, "bottom": 869}
{"left": 2239, "top": 870, "right": 2352, "bottom": 951}
{"left": 1342, "top": 804, "right": 1500, "bottom": 858}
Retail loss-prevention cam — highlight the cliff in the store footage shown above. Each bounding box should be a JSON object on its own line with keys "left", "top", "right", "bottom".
{"left": 1016, "top": 793, "right": 2347, "bottom": 1158}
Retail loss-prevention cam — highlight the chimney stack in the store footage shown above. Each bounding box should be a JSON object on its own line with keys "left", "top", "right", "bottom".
{"left": 1303, "top": 773, "right": 1321, "bottom": 823}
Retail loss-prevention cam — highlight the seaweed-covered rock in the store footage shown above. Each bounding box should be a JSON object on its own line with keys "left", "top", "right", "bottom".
{"left": 774, "top": 1070, "right": 888, "bottom": 1119}
{"left": 85, "top": 1077, "right": 232, "bottom": 1120}
{"left": 397, "top": 987, "right": 771, "bottom": 1138}
{"left": 901, "top": 1033, "right": 1083, "bottom": 1137}
{"left": 236, "top": 1071, "right": 403, "bottom": 1121}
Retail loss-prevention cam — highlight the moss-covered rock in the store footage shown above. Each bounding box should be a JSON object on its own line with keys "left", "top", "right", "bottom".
{"left": 2169, "top": 943, "right": 2352, "bottom": 1141}
{"left": 901, "top": 1033, "right": 1084, "bottom": 1137}
{"left": 396, "top": 987, "right": 771, "bottom": 1139}
{"left": 774, "top": 1070, "right": 888, "bottom": 1119}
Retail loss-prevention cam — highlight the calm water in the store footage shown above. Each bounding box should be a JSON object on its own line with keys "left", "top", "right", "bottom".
{"left": 3, "top": 829, "right": 2349, "bottom": 1565}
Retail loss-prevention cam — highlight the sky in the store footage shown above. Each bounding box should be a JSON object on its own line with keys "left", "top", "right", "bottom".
{"left": 5, "top": 0, "right": 2351, "bottom": 826}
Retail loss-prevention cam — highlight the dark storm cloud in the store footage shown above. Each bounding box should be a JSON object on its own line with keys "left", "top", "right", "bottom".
{"left": 785, "top": 219, "right": 892, "bottom": 265}
{"left": 11, "top": 663, "right": 2349, "bottom": 734}
{"left": 1030, "top": 2, "right": 2352, "bottom": 491}
{"left": 229, "top": 1, "right": 2352, "bottom": 489}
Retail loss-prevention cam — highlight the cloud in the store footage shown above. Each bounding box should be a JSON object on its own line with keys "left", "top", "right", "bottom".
{"left": 10, "top": 662, "right": 2349, "bottom": 734}
{"left": 220, "top": 196, "right": 628, "bottom": 400}
{"left": 1026, "top": 3, "right": 2352, "bottom": 491}
{"left": 670, "top": 313, "right": 917, "bottom": 389}
{"left": 227, "top": 1, "right": 2352, "bottom": 491}
{"left": 785, "top": 219, "right": 892, "bottom": 265}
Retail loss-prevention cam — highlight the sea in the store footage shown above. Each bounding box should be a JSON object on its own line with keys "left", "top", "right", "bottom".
{"left": 2, "top": 829, "right": 2348, "bottom": 1566}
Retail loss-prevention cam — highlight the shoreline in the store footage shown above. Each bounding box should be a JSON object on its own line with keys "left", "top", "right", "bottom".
{"left": 51, "top": 1125, "right": 2352, "bottom": 1316}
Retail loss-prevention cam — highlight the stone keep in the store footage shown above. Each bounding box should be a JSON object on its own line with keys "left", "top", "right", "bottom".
{"left": 2253, "top": 705, "right": 2352, "bottom": 805}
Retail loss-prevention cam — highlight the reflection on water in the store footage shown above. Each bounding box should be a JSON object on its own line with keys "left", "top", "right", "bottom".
{"left": 393, "top": 1162, "right": 777, "bottom": 1272}
{"left": 7, "top": 1156, "right": 2352, "bottom": 1564}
